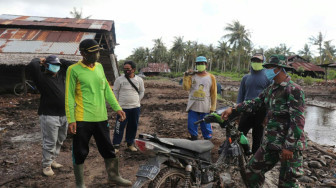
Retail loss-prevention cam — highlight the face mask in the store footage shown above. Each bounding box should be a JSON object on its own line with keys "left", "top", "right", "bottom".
{"left": 47, "top": 64, "right": 60, "bottom": 73}
{"left": 251, "top": 62, "right": 263, "bottom": 71}
{"left": 265, "top": 68, "right": 280, "bottom": 81}
{"left": 124, "top": 70, "right": 132, "bottom": 77}
{"left": 84, "top": 52, "right": 99, "bottom": 64}
{"left": 196, "top": 65, "right": 206, "bottom": 72}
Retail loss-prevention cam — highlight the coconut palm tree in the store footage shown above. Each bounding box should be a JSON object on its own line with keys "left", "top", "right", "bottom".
{"left": 130, "top": 47, "right": 148, "bottom": 69}
{"left": 171, "top": 36, "right": 185, "bottom": 72}
{"left": 309, "top": 32, "right": 324, "bottom": 64}
{"left": 323, "top": 40, "right": 336, "bottom": 64}
{"left": 298, "top": 44, "right": 313, "bottom": 62}
{"left": 70, "top": 7, "right": 91, "bottom": 19}
{"left": 216, "top": 41, "right": 230, "bottom": 72}
{"left": 223, "top": 20, "right": 251, "bottom": 72}
{"left": 184, "top": 41, "right": 196, "bottom": 70}
{"left": 208, "top": 44, "right": 215, "bottom": 71}
{"left": 152, "top": 38, "right": 168, "bottom": 63}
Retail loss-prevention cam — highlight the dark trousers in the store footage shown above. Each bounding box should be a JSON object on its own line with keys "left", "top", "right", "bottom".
{"left": 238, "top": 108, "right": 266, "bottom": 154}
{"left": 113, "top": 107, "right": 140, "bottom": 146}
{"left": 72, "top": 121, "right": 116, "bottom": 164}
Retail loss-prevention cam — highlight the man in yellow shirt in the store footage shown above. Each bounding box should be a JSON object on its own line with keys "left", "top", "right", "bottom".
{"left": 183, "top": 56, "right": 217, "bottom": 140}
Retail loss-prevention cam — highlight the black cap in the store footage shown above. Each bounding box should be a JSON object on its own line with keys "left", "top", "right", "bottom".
{"left": 79, "top": 39, "right": 102, "bottom": 53}
{"left": 45, "top": 55, "right": 61, "bottom": 65}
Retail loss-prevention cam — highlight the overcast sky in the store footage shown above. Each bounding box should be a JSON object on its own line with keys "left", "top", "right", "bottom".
{"left": 0, "top": 0, "right": 335, "bottom": 60}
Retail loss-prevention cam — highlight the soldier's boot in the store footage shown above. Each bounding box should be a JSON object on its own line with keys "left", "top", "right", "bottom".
{"left": 104, "top": 158, "right": 132, "bottom": 186}
{"left": 73, "top": 164, "right": 86, "bottom": 188}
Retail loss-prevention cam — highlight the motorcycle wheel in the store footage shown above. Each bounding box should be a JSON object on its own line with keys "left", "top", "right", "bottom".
{"left": 238, "top": 145, "right": 249, "bottom": 187}
{"left": 150, "top": 167, "right": 191, "bottom": 188}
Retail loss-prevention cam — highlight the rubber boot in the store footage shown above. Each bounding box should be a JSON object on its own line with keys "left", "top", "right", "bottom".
{"left": 74, "top": 164, "right": 86, "bottom": 188}
{"left": 104, "top": 158, "right": 132, "bottom": 186}
{"left": 190, "top": 135, "right": 198, "bottom": 141}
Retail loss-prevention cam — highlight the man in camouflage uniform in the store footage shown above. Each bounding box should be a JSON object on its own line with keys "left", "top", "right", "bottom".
{"left": 221, "top": 54, "right": 306, "bottom": 188}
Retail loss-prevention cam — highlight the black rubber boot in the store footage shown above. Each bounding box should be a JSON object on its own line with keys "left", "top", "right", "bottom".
{"left": 73, "top": 164, "right": 86, "bottom": 188}
{"left": 190, "top": 135, "right": 198, "bottom": 141}
{"left": 104, "top": 158, "right": 132, "bottom": 186}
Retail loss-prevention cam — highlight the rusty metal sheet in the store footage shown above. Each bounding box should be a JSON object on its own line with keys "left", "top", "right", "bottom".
{"left": 22, "top": 30, "right": 40, "bottom": 40}
{"left": 0, "top": 14, "right": 114, "bottom": 31}
{"left": 12, "top": 29, "right": 28, "bottom": 40}
{"left": 290, "top": 62, "right": 325, "bottom": 72}
{"left": 45, "top": 31, "right": 61, "bottom": 42}
{"left": 0, "top": 29, "right": 18, "bottom": 39}
{"left": 0, "top": 30, "right": 95, "bottom": 55}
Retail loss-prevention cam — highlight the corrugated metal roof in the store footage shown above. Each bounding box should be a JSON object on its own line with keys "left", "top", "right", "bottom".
{"left": 141, "top": 63, "right": 171, "bottom": 73}
{"left": 0, "top": 28, "right": 95, "bottom": 55}
{"left": 289, "top": 62, "right": 325, "bottom": 72}
{"left": 0, "top": 53, "right": 81, "bottom": 66}
{"left": 0, "top": 14, "right": 113, "bottom": 31}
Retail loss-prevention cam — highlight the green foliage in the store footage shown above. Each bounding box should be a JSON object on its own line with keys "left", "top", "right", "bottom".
{"left": 288, "top": 73, "right": 323, "bottom": 85}
{"left": 327, "top": 70, "right": 336, "bottom": 80}
{"left": 161, "top": 72, "right": 184, "bottom": 78}
{"left": 210, "top": 71, "right": 244, "bottom": 81}
{"left": 303, "top": 76, "right": 314, "bottom": 85}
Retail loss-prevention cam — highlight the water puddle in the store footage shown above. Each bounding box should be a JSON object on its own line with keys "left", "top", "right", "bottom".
{"left": 220, "top": 90, "right": 336, "bottom": 146}
{"left": 305, "top": 106, "right": 336, "bottom": 146}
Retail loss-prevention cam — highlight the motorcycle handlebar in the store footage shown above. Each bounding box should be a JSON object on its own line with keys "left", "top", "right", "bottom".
{"left": 194, "top": 119, "right": 204, "bottom": 125}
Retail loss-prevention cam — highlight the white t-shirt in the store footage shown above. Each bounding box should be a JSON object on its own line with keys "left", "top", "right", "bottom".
{"left": 113, "top": 75, "right": 145, "bottom": 109}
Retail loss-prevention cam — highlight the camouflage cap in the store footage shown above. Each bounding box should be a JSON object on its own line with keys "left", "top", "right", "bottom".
{"left": 263, "top": 54, "right": 290, "bottom": 68}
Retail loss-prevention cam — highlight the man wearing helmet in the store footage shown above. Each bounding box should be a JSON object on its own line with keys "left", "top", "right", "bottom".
{"left": 236, "top": 53, "right": 271, "bottom": 154}
{"left": 221, "top": 55, "right": 306, "bottom": 187}
{"left": 183, "top": 56, "right": 217, "bottom": 140}
{"left": 27, "top": 55, "right": 73, "bottom": 176}
{"left": 65, "top": 39, "right": 132, "bottom": 187}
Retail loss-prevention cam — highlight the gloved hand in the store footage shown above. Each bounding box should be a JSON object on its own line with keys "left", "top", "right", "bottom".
{"left": 281, "top": 149, "right": 293, "bottom": 162}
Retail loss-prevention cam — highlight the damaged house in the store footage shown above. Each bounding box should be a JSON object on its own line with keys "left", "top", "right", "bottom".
{"left": 287, "top": 55, "right": 325, "bottom": 78}
{"left": 0, "top": 14, "right": 120, "bottom": 93}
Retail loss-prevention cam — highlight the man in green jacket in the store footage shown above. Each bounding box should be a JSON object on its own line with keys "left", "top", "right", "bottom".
{"left": 65, "top": 39, "right": 132, "bottom": 187}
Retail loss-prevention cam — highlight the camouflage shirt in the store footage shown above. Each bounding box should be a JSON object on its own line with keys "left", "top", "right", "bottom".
{"left": 235, "top": 76, "right": 306, "bottom": 151}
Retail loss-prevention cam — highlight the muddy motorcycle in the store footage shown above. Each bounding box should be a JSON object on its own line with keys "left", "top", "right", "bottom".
{"left": 132, "top": 109, "right": 252, "bottom": 188}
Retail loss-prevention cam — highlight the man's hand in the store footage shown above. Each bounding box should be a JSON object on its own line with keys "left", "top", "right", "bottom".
{"left": 281, "top": 149, "right": 293, "bottom": 162}
{"left": 68, "top": 122, "right": 77, "bottom": 134}
{"left": 39, "top": 58, "right": 46, "bottom": 64}
{"left": 117, "top": 110, "right": 126, "bottom": 122}
{"left": 221, "top": 107, "right": 233, "bottom": 120}
{"left": 184, "top": 69, "right": 195, "bottom": 76}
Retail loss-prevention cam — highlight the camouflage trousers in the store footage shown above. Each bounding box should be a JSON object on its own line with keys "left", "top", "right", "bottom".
{"left": 245, "top": 145, "right": 304, "bottom": 188}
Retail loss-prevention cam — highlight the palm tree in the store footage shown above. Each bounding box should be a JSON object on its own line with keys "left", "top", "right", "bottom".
{"left": 223, "top": 20, "right": 251, "bottom": 72}
{"left": 130, "top": 47, "right": 148, "bottom": 69}
{"left": 184, "top": 41, "right": 196, "bottom": 70}
{"left": 309, "top": 32, "right": 324, "bottom": 64}
{"left": 208, "top": 44, "right": 215, "bottom": 71}
{"left": 70, "top": 7, "right": 91, "bottom": 19}
{"left": 216, "top": 41, "right": 230, "bottom": 72}
{"left": 171, "top": 36, "right": 185, "bottom": 72}
{"left": 152, "top": 38, "right": 168, "bottom": 63}
{"left": 323, "top": 40, "right": 336, "bottom": 64}
{"left": 298, "top": 44, "right": 313, "bottom": 62}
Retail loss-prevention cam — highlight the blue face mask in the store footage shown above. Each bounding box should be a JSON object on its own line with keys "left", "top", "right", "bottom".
{"left": 265, "top": 68, "right": 280, "bottom": 81}
{"left": 47, "top": 64, "right": 60, "bottom": 73}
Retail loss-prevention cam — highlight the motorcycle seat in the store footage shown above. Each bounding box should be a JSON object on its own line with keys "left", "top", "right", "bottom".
{"left": 160, "top": 138, "right": 214, "bottom": 153}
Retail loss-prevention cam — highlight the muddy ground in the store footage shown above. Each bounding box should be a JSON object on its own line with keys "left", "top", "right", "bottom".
{"left": 1, "top": 77, "right": 336, "bottom": 188}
